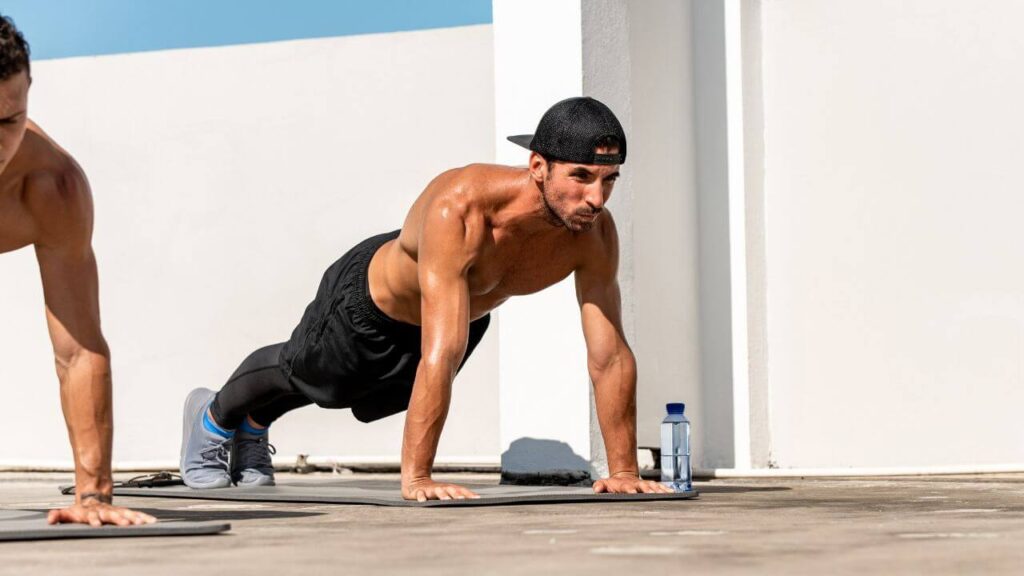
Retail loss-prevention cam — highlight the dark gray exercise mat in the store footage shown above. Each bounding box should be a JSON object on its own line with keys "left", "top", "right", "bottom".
{"left": 0, "top": 509, "right": 230, "bottom": 542}
{"left": 104, "top": 478, "right": 698, "bottom": 507}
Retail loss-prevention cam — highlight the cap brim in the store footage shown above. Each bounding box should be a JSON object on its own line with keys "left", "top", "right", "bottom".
{"left": 506, "top": 134, "right": 534, "bottom": 150}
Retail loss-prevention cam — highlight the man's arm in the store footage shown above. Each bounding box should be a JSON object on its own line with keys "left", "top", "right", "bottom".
{"left": 400, "top": 196, "right": 480, "bottom": 501}
{"left": 575, "top": 214, "right": 670, "bottom": 494}
{"left": 30, "top": 170, "right": 155, "bottom": 525}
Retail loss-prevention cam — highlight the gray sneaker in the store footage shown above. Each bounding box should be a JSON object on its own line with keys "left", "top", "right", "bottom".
{"left": 232, "top": 429, "right": 276, "bottom": 487}
{"left": 180, "top": 388, "right": 233, "bottom": 489}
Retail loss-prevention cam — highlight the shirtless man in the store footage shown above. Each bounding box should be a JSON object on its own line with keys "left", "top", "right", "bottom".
{"left": 0, "top": 16, "right": 155, "bottom": 526}
{"left": 181, "top": 96, "right": 671, "bottom": 500}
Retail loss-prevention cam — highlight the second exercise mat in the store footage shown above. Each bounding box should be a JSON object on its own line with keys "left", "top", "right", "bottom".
{"left": 96, "top": 478, "right": 698, "bottom": 508}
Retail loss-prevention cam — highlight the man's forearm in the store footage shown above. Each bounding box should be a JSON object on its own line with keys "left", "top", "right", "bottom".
{"left": 591, "top": 352, "right": 639, "bottom": 477}
{"left": 400, "top": 359, "right": 457, "bottom": 485}
{"left": 57, "top": 351, "right": 114, "bottom": 500}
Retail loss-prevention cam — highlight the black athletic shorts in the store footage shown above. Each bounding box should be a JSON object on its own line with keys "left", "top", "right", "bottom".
{"left": 279, "top": 230, "right": 491, "bottom": 423}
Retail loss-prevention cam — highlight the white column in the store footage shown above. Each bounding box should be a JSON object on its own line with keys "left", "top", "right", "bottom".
{"left": 493, "top": 0, "right": 593, "bottom": 480}
{"left": 693, "top": 0, "right": 760, "bottom": 470}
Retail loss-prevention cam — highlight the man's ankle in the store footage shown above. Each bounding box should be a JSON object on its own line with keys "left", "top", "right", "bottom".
{"left": 239, "top": 415, "right": 269, "bottom": 436}
{"left": 202, "top": 409, "right": 235, "bottom": 439}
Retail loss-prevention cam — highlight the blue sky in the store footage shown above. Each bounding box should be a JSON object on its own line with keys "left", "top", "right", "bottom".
{"left": 1, "top": 0, "right": 492, "bottom": 60}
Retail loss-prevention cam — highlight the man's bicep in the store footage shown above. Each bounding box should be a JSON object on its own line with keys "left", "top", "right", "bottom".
{"left": 36, "top": 243, "right": 107, "bottom": 360}
{"left": 576, "top": 264, "right": 628, "bottom": 370}
{"left": 417, "top": 201, "right": 475, "bottom": 364}
{"left": 29, "top": 168, "right": 106, "bottom": 357}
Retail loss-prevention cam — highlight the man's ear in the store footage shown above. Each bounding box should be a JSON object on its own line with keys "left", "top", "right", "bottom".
{"left": 528, "top": 152, "right": 548, "bottom": 183}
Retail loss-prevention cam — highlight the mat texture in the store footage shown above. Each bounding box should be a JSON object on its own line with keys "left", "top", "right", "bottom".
{"left": 0, "top": 509, "right": 230, "bottom": 542}
{"left": 98, "top": 477, "right": 698, "bottom": 507}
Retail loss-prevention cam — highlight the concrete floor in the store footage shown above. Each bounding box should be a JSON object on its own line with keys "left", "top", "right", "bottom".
{"left": 0, "top": 472, "right": 1021, "bottom": 575}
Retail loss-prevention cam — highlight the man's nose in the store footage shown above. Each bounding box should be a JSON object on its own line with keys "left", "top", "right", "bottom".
{"left": 585, "top": 185, "right": 604, "bottom": 212}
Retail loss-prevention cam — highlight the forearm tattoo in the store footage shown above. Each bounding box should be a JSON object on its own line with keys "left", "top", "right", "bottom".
{"left": 79, "top": 492, "right": 113, "bottom": 505}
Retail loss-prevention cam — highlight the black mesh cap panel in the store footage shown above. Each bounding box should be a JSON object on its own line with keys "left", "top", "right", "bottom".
{"left": 506, "top": 97, "right": 626, "bottom": 165}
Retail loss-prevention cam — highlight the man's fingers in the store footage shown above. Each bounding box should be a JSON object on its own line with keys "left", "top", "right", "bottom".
{"left": 131, "top": 511, "right": 157, "bottom": 525}
{"left": 406, "top": 483, "right": 479, "bottom": 502}
{"left": 106, "top": 510, "right": 131, "bottom": 527}
{"left": 645, "top": 481, "right": 669, "bottom": 494}
{"left": 592, "top": 480, "right": 607, "bottom": 493}
{"left": 45, "top": 504, "right": 158, "bottom": 527}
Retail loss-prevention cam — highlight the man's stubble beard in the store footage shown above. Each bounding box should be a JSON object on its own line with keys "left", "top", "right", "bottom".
{"left": 538, "top": 173, "right": 595, "bottom": 234}
{"left": 538, "top": 178, "right": 567, "bottom": 229}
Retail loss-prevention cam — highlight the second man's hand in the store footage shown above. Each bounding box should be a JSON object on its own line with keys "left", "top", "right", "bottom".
{"left": 402, "top": 478, "right": 480, "bottom": 502}
{"left": 592, "top": 474, "right": 674, "bottom": 495}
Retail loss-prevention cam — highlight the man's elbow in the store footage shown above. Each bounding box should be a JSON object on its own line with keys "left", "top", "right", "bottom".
{"left": 588, "top": 348, "right": 637, "bottom": 380}
{"left": 56, "top": 340, "right": 111, "bottom": 377}
{"left": 419, "top": 349, "right": 463, "bottom": 380}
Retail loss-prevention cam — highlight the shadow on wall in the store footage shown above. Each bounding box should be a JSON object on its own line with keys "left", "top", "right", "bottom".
{"left": 500, "top": 437, "right": 592, "bottom": 486}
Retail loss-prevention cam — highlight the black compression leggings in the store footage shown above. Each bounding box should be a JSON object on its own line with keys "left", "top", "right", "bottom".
{"left": 209, "top": 343, "right": 312, "bottom": 429}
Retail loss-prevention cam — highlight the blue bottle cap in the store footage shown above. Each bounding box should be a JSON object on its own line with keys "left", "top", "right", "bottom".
{"left": 666, "top": 403, "right": 685, "bottom": 415}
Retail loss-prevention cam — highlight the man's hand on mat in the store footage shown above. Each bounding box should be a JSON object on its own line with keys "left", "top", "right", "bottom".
{"left": 47, "top": 502, "right": 157, "bottom": 527}
{"left": 592, "top": 475, "right": 674, "bottom": 495}
{"left": 402, "top": 479, "right": 481, "bottom": 502}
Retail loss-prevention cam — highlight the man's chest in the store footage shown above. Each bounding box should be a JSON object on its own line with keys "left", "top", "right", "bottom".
{"left": 466, "top": 239, "right": 578, "bottom": 298}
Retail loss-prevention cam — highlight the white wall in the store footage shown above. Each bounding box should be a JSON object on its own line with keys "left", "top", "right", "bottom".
{"left": 11, "top": 0, "right": 1018, "bottom": 475}
{"left": 0, "top": 25, "right": 499, "bottom": 468}
{"left": 757, "top": 0, "right": 1024, "bottom": 468}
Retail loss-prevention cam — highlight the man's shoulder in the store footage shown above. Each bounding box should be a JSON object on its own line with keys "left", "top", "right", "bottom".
{"left": 22, "top": 160, "right": 92, "bottom": 248}
{"left": 436, "top": 163, "right": 517, "bottom": 195}
{"left": 582, "top": 209, "right": 620, "bottom": 248}
{"left": 574, "top": 209, "right": 620, "bottom": 273}
{"left": 423, "top": 164, "right": 511, "bottom": 226}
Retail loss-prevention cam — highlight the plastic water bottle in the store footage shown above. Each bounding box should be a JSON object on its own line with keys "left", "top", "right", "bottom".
{"left": 660, "top": 402, "right": 692, "bottom": 491}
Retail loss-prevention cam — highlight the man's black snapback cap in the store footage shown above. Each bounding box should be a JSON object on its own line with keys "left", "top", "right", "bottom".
{"left": 507, "top": 96, "right": 626, "bottom": 165}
